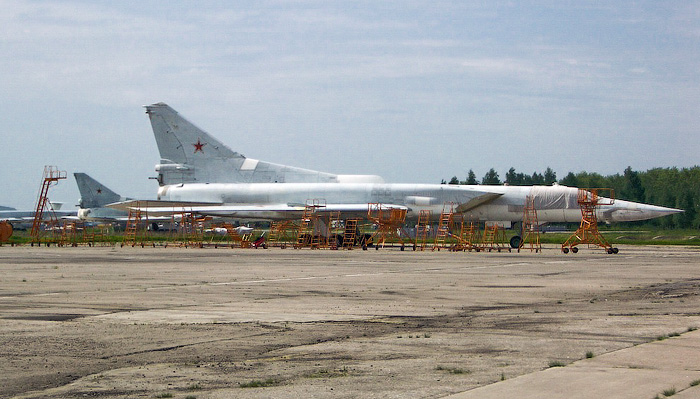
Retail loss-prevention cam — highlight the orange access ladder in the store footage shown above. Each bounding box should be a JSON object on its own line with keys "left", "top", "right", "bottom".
{"left": 451, "top": 214, "right": 480, "bottom": 251}
{"left": 62, "top": 221, "right": 87, "bottom": 247}
{"left": 30, "top": 166, "right": 67, "bottom": 245}
{"left": 122, "top": 202, "right": 150, "bottom": 247}
{"left": 414, "top": 210, "right": 431, "bottom": 251}
{"left": 519, "top": 195, "right": 542, "bottom": 253}
{"left": 562, "top": 188, "right": 618, "bottom": 254}
{"left": 433, "top": 204, "right": 454, "bottom": 251}
{"left": 480, "top": 223, "right": 510, "bottom": 252}
{"left": 342, "top": 219, "right": 359, "bottom": 249}
{"left": 296, "top": 200, "right": 324, "bottom": 248}
{"left": 367, "top": 203, "right": 408, "bottom": 250}
{"left": 178, "top": 212, "right": 205, "bottom": 247}
{"left": 323, "top": 211, "right": 341, "bottom": 249}
{"left": 268, "top": 220, "right": 296, "bottom": 248}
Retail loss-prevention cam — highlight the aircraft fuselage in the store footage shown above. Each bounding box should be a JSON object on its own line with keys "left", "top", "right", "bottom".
{"left": 156, "top": 182, "right": 674, "bottom": 224}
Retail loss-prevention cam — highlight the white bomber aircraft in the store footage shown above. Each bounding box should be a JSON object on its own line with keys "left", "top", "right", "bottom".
{"left": 110, "top": 103, "right": 681, "bottom": 246}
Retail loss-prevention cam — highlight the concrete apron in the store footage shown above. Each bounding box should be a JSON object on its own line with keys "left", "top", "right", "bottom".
{"left": 444, "top": 329, "right": 700, "bottom": 399}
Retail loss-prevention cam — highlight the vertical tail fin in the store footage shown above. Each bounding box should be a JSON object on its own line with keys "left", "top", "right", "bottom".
{"left": 74, "top": 173, "right": 122, "bottom": 208}
{"left": 144, "top": 103, "right": 341, "bottom": 185}
{"left": 145, "top": 103, "right": 246, "bottom": 185}
{"left": 145, "top": 103, "right": 241, "bottom": 165}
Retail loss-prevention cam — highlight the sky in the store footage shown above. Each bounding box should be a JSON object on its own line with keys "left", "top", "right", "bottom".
{"left": 1, "top": 0, "right": 699, "bottom": 209}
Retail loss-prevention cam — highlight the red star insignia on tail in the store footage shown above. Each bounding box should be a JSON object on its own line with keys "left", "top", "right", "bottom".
{"left": 193, "top": 138, "right": 207, "bottom": 153}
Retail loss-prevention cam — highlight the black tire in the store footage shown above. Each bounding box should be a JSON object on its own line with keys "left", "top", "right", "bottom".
{"left": 510, "top": 235, "right": 522, "bottom": 249}
{"left": 562, "top": 247, "right": 569, "bottom": 254}
{"left": 571, "top": 247, "right": 578, "bottom": 253}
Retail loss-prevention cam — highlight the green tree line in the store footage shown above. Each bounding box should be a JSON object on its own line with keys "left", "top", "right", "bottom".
{"left": 443, "top": 166, "right": 700, "bottom": 229}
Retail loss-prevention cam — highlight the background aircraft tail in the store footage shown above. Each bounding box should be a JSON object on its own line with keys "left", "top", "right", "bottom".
{"left": 74, "top": 173, "right": 123, "bottom": 208}
{"left": 144, "top": 103, "right": 345, "bottom": 186}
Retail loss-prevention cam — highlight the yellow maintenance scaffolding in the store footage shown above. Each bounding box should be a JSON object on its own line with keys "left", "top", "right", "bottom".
{"left": 268, "top": 220, "right": 298, "bottom": 248}
{"left": 519, "top": 195, "right": 542, "bottom": 253}
{"left": 562, "top": 188, "right": 619, "bottom": 254}
{"left": 30, "top": 166, "right": 67, "bottom": 246}
{"left": 414, "top": 210, "right": 431, "bottom": 251}
{"left": 450, "top": 213, "right": 481, "bottom": 252}
{"left": 479, "top": 223, "right": 510, "bottom": 252}
{"left": 367, "top": 203, "right": 409, "bottom": 250}
{"left": 295, "top": 200, "right": 325, "bottom": 249}
{"left": 432, "top": 204, "right": 454, "bottom": 251}
{"left": 121, "top": 202, "right": 151, "bottom": 247}
{"left": 342, "top": 218, "right": 360, "bottom": 249}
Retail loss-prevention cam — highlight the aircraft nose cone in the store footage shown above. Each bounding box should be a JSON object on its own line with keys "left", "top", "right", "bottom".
{"left": 660, "top": 206, "right": 683, "bottom": 214}
{"left": 644, "top": 204, "right": 684, "bottom": 217}
{"left": 607, "top": 200, "right": 683, "bottom": 222}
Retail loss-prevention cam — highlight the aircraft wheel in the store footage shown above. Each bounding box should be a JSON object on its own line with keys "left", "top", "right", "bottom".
{"left": 510, "top": 235, "right": 522, "bottom": 249}
{"left": 571, "top": 247, "right": 578, "bottom": 253}
{"left": 562, "top": 247, "right": 569, "bottom": 254}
